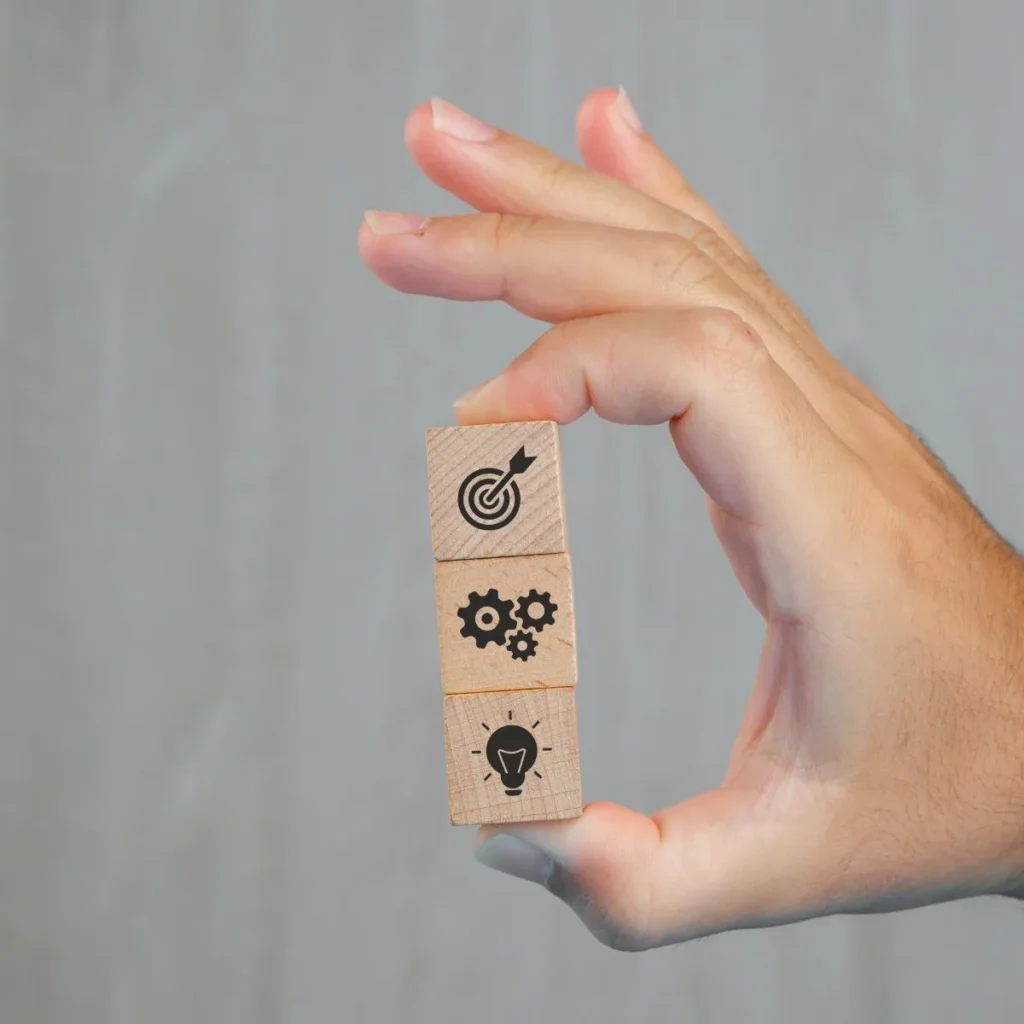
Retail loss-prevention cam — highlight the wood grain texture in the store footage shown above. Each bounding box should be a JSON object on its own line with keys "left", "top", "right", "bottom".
{"left": 426, "top": 422, "right": 567, "bottom": 561}
{"left": 444, "top": 688, "right": 581, "bottom": 825}
{"left": 434, "top": 553, "right": 576, "bottom": 693}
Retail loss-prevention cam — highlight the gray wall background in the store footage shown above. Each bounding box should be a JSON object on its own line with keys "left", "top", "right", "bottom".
{"left": 3, "top": 1, "right": 1024, "bottom": 1021}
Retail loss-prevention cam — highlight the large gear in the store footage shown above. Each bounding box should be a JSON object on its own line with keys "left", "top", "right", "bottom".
{"left": 514, "top": 589, "right": 558, "bottom": 632}
{"left": 506, "top": 630, "right": 538, "bottom": 661}
{"left": 457, "top": 589, "right": 516, "bottom": 649}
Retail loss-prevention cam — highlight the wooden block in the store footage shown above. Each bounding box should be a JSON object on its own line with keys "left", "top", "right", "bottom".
{"left": 435, "top": 552, "right": 576, "bottom": 694}
{"left": 425, "top": 421, "right": 567, "bottom": 562}
{"left": 444, "top": 687, "right": 581, "bottom": 825}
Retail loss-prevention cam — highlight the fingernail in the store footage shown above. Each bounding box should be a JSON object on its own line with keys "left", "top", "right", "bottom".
{"left": 614, "top": 85, "right": 645, "bottom": 135}
{"left": 431, "top": 97, "right": 499, "bottom": 143}
{"left": 475, "top": 834, "right": 556, "bottom": 886}
{"left": 363, "top": 210, "right": 429, "bottom": 236}
{"left": 453, "top": 375, "right": 503, "bottom": 411}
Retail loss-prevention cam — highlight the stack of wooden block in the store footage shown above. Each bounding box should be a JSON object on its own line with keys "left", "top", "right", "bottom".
{"left": 425, "top": 421, "right": 582, "bottom": 825}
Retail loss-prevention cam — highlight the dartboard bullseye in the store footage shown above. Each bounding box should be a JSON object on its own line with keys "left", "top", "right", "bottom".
{"left": 458, "top": 467, "right": 520, "bottom": 530}
{"left": 457, "top": 445, "right": 536, "bottom": 531}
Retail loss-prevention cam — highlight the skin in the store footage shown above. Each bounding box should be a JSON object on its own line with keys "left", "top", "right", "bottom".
{"left": 358, "top": 89, "right": 1024, "bottom": 951}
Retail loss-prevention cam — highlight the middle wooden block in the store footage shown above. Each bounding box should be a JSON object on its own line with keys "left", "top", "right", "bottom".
{"left": 434, "top": 551, "right": 577, "bottom": 694}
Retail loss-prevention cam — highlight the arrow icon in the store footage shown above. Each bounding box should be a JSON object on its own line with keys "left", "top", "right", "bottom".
{"left": 482, "top": 446, "right": 536, "bottom": 503}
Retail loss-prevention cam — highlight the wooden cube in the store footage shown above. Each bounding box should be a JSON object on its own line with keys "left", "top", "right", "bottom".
{"left": 444, "top": 687, "right": 581, "bottom": 825}
{"left": 435, "top": 552, "right": 576, "bottom": 694}
{"left": 425, "top": 422, "right": 567, "bottom": 562}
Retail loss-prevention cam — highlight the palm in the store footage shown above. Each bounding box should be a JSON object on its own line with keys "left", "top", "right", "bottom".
{"left": 709, "top": 499, "right": 840, "bottom": 819}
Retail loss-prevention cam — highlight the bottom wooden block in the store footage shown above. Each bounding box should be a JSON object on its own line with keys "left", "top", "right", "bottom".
{"left": 444, "top": 687, "right": 582, "bottom": 826}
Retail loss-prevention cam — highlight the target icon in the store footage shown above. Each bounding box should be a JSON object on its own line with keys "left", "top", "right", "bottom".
{"left": 457, "top": 446, "right": 536, "bottom": 531}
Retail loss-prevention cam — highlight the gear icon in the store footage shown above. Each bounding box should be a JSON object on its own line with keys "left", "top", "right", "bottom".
{"left": 457, "top": 589, "right": 516, "bottom": 649}
{"left": 507, "top": 630, "right": 538, "bottom": 661}
{"left": 514, "top": 589, "right": 558, "bottom": 632}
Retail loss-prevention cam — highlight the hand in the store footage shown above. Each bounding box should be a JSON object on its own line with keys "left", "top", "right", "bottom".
{"left": 358, "top": 90, "right": 1024, "bottom": 950}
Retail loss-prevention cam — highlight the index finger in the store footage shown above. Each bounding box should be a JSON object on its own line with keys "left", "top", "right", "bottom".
{"left": 455, "top": 307, "right": 850, "bottom": 541}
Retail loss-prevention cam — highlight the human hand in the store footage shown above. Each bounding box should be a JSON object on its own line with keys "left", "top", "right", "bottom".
{"left": 358, "top": 90, "right": 1024, "bottom": 950}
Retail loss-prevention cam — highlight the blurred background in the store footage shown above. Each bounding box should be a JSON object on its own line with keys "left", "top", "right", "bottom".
{"left": 3, "top": 1, "right": 1024, "bottom": 1021}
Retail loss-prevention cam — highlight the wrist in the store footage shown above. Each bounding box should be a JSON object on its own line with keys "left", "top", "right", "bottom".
{"left": 979, "top": 551, "right": 1024, "bottom": 898}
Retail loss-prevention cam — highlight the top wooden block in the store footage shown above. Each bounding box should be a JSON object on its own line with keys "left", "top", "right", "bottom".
{"left": 426, "top": 422, "right": 567, "bottom": 562}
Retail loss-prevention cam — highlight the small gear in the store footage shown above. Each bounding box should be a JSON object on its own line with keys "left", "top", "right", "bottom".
{"left": 507, "top": 630, "right": 538, "bottom": 662}
{"left": 514, "top": 589, "right": 558, "bottom": 632}
{"left": 457, "top": 589, "right": 516, "bottom": 649}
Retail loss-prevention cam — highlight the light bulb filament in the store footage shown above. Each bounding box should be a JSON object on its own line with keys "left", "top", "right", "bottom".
{"left": 497, "top": 748, "right": 526, "bottom": 776}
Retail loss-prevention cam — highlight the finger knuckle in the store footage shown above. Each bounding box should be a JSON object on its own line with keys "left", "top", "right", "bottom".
{"left": 537, "top": 155, "right": 579, "bottom": 195}
{"left": 697, "top": 308, "right": 771, "bottom": 381}
{"left": 649, "top": 234, "right": 713, "bottom": 293}
{"left": 484, "top": 211, "right": 538, "bottom": 251}
{"left": 688, "top": 220, "right": 727, "bottom": 259}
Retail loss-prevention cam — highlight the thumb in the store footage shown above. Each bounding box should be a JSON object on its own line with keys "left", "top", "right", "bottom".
{"left": 475, "top": 791, "right": 833, "bottom": 950}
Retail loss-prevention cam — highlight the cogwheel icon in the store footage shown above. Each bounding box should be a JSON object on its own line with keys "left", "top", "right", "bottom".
{"left": 514, "top": 589, "right": 558, "bottom": 632}
{"left": 457, "top": 589, "right": 516, "bottom": 649}
{"left": 507, "top": 630, "right": 538, "bottom": 662}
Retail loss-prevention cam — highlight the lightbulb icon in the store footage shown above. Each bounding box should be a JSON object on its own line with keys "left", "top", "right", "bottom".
{"left": 486, "top": 724, "right": 537, "bottom": 795}
{"left": 472, "top": 711, "right": 553, "bottom": 796}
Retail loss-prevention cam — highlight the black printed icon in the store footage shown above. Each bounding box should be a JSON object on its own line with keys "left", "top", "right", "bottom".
{"left": 457, "top": 446, "right": 536, "bottom": 531}
{"left": 472, "top": 710, "right": 554, "bottom": 796}
{"left": 457, "top": 589, "right": 517, "bottom": 648}
{"left": 458, "top": 588, "right": 558, "bottom": 661}
{"left": 515, "top": 589, "right": 557, "bottom": 632}
{"left": 507, "top": 631, "right": 538, "bottom": 662}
